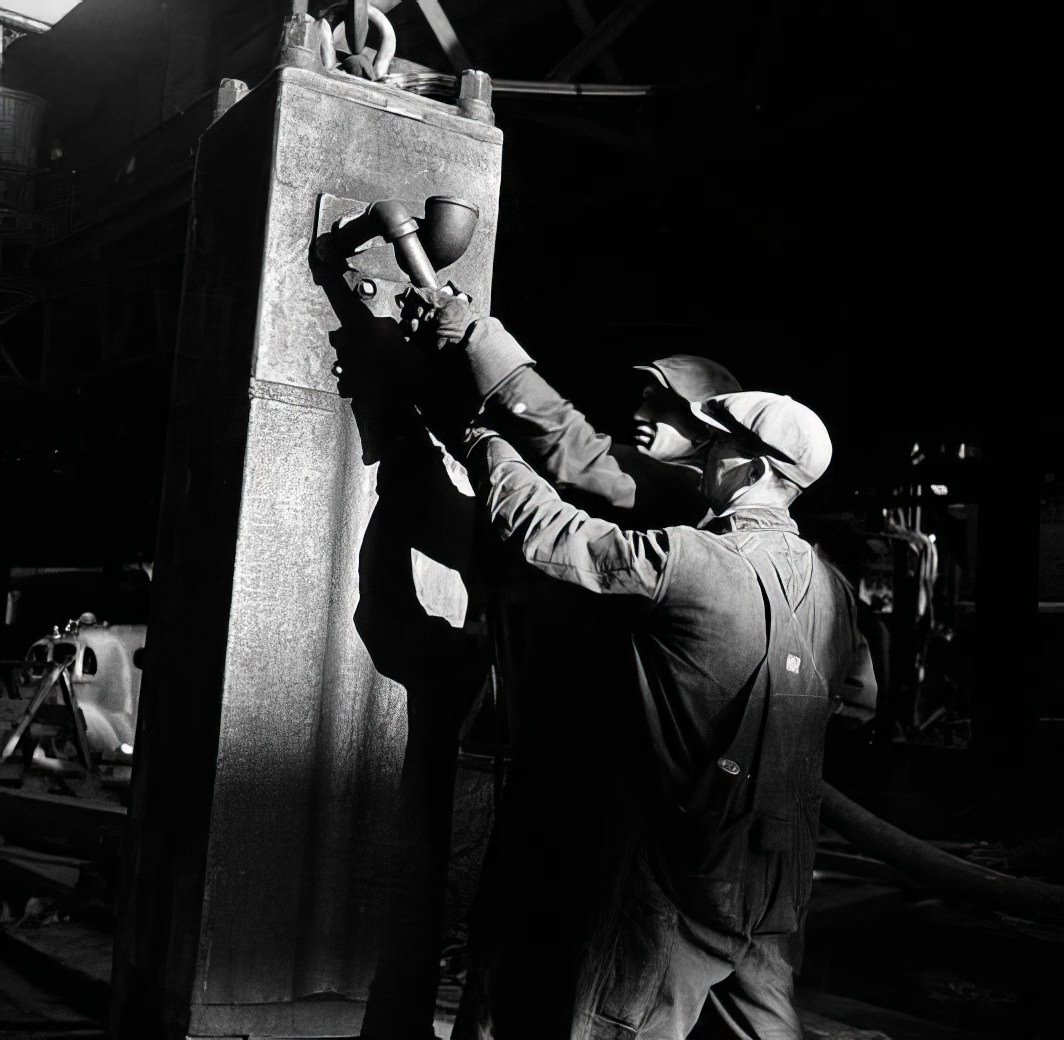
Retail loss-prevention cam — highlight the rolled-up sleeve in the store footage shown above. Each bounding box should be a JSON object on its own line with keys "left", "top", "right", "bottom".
{"left": 475, "top": 436, "right": 669, "bottom": 599}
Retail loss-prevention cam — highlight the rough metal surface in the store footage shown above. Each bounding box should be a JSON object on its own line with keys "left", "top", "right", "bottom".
{"left": 257, "top": 67, "right": 500, "bottom": 394}
{"left": 111, "top": 65, "right": 502, "bottom": 1039}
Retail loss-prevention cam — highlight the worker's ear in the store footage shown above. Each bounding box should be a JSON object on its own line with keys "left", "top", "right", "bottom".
{"left": 748, "top": 457, "right": 768, "bottom": 484}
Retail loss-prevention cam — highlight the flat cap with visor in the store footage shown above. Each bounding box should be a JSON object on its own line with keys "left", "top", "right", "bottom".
{"left": 690, "top": 391, "right": 833, "bottom": 488}
{"left": 633, "top": 355, "right": 742, "bottom": 403}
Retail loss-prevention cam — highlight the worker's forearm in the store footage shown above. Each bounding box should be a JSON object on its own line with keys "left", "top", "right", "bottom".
{"left": 464, "top": 318, "right": 535, "bottom": 399}
{"left": 484, "top": 368, "right": 635, "bottom": 508}
{"left": 463, "top": 320, "right": 637, "bottom": 510}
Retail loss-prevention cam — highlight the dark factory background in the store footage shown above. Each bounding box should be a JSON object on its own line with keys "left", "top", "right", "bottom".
{"left": 0, "top": 3, "right": 1058, "bottom": 1040}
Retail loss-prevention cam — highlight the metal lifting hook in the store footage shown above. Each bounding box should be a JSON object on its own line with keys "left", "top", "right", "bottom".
{"left": 316, "top": 0, "right": 395, "bottom": 80}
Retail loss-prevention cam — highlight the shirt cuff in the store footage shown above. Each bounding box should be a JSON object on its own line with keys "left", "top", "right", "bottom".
{"left": 465, "top": 431, "right": 526, "bottom": 489}
{"left": 465, "top": 318, "right": 535, "bottom": 400}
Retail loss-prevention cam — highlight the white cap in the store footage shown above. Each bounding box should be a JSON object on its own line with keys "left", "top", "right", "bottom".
{"left": 691, "top": 391, "right": 832, "bottom": 488}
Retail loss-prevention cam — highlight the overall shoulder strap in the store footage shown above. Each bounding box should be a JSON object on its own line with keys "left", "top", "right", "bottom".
{"left": 681, "top": 556, "right": 772, "bottom": 813}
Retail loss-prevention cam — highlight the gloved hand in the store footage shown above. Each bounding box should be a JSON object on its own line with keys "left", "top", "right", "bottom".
{"left": 399, "top": 283, "right": 476, "bottom": 351}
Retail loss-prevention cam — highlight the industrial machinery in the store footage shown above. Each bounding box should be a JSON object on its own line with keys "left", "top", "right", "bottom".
{"left": 104, "top": 5, "right": 504, "bottom": 1037}
{"left": 0, "top": 612, "right": 143, "bottom": 786}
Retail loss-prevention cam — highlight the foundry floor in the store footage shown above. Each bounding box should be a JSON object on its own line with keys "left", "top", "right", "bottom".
{"left": 2, "top": 738, "right": 1061, "bottom": 1039}
{"left": 0, "top": 854, "right": 1051, "bottom": 1040}
{"left": 0, "top": 934, "right": 989, "bottom": 1040}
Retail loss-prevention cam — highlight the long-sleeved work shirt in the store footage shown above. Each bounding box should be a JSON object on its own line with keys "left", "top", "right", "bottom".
{"left": 472, "top": 434, "right": 876, "bottom": 938}
{"left": 475, "top": 436, "right": 875, "bottom": 787}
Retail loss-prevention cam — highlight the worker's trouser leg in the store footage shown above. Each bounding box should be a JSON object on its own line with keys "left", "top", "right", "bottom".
{"left": 695, "top": 934, "right": 801, "bottom": 1040}
{"left": 572, "top": 860, "right": 801, "bottom": 1040}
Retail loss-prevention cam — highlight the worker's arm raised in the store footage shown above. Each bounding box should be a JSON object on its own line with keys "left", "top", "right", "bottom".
{"left": 402, "top": 288, "right": 636, "bottom": 511}
{"left": 466, "top": 431, "right": 668, "bottom": 599}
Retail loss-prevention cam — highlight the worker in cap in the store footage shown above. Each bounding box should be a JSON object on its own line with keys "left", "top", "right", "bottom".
{"left": 459, "top": 392, "right": 873, "bottom": 1040}
{"left": 398, "top": 289, "right": 754, "bottom": 1035}
{"left": 631, "top": 355, "right": 742, "bottom": 467}
{"left": 403, "top": 287, "right": 740, "bottom": 527}
{"left": 690, "top": 391, "right": 834, "bottom": 511}
{"left": 405, "top": 290, "right": 875, "bottom": 1040}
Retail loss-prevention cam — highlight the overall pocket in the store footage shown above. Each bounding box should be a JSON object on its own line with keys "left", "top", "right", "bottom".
{"left": 739, "top": 809, "right": 797, "bottom": 936}
{"left": 654, "top": 809, "right": 753, "bottom": 934}
{"left": 749, "top": 797, "right": 821, "bottom": 936}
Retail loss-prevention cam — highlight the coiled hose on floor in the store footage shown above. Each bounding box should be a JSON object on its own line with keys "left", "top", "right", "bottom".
{"left": 821, "top": 782, "right": 1064, "bottom": 927}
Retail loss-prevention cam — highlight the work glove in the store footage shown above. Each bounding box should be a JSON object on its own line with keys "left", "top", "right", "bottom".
{"left": 399, "top": 283, "right": 476, "bottom": 351}
{"left": 398, "top": 284, "right": 481, "bottom": 455}
{"left": 400, "top": 286, "right": 533, "bottom": 399}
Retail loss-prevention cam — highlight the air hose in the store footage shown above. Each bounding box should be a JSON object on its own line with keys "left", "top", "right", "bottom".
{"left": 821, "top": 782, "right": 1064, "bottom": 927}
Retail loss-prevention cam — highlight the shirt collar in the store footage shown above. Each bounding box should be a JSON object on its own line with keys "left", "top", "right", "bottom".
{"left": 699, "top": 506, "right": 797, "bottom": 535}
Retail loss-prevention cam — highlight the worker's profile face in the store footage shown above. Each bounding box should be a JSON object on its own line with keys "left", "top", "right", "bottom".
{"left": 632, "top": 383, "right": 707, "bottom": 461}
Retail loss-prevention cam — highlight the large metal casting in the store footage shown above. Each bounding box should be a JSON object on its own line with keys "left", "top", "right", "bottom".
{"left": 110, "top": 60, "right": 502, "bottom": 1040}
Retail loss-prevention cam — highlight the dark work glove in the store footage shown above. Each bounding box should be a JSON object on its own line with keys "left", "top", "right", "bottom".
{"left": 399, "top": 284, "right": 476, "bottom": 351}
{"left": 398, "top": 284, "right": 486, "bottom": 457}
